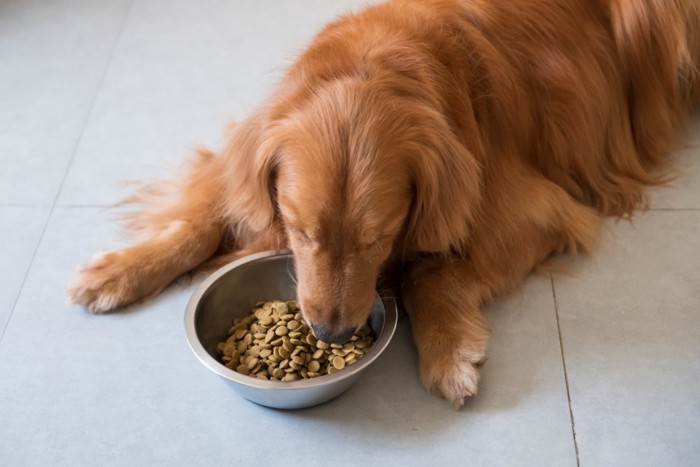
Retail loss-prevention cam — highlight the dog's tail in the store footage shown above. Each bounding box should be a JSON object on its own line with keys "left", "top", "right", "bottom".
{"left": 607, "top": 0, "right": 700, "bottom": 165}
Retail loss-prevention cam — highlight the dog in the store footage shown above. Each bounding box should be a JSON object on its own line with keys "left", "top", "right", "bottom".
{"left": 68, "top": 0, "right": 700, "bottom": 407}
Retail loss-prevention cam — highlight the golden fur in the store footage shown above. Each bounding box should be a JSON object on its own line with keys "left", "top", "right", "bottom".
{"left": 68, "top": 0, "right": 700, "bottom": 407}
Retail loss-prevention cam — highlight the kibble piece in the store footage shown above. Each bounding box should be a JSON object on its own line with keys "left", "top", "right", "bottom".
{"left": 270, "top": 337, "right": 284, "bottom": 346}
{"left": 222, "top": 343, "right": 235, "bottom": 357}
{"left": 316, "top": 340, "right": 330, "bottom": 350}
{"left": 282, "top": 340, "right": 295, "bottom": 353}
{"left": 332, "top": 356, "right": 346, "bottom": 370}
{"left": 260, "top": 316, "right": 273, "bottom": 326}
{"left": 246, "top": 357, "right": 260, "bottom": 371}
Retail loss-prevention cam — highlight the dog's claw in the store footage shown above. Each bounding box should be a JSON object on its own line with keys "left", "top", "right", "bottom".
{"left": 419, "top": 350, "right": 484, "bottom": 409}
{"left": 66, "top": 250, "right": 134, "bottom": 313}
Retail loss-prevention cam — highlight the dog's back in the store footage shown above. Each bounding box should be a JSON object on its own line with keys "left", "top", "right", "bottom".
{"left": 606, "top": 0, "right": 700, "bottom": 159}
{"left": 380, "top": 0, "right": 700, "bottom": 215}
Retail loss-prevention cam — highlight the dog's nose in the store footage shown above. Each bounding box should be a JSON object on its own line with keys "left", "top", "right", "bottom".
{"left": 311, "top": 324, "right": 355, "bottom": 344}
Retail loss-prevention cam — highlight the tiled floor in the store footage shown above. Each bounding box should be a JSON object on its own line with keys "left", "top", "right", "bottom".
{"left": 1, "top": 1, "right": 698, "bottom": 466}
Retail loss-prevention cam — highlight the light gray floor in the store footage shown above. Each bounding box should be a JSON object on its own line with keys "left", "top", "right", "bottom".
{"left": 1, "top": 1, "right": 698, "bottom": 466}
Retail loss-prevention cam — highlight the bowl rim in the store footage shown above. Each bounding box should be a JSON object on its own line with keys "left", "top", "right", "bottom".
{"left": 184, "top": 249, "right": 398, "bottom": 390}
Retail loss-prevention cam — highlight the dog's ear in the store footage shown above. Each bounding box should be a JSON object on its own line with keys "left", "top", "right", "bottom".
{"left": 221, "top": 111, "right": 282, "bottom": 234}
{"left": 405, "top": 112, "right": 482, "bottom": 254}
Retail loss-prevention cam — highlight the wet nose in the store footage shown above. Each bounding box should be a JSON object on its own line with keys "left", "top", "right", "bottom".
{"left": 311, "top": 324, "right": 355, "bottom": 344}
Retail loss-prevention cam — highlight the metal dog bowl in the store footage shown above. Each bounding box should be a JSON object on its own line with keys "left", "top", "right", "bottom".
{"left": 184, "top": 250, "right": 398, "bottom": 409}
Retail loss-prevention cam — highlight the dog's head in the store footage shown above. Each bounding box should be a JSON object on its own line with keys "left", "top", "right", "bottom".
{"left": 224, "top": 79, "right": 481, "bottom": 343}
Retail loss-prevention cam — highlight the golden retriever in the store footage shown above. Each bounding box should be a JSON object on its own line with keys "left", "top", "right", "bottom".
{"left": 68, "top": 0, "right": 700, "bottom": 407}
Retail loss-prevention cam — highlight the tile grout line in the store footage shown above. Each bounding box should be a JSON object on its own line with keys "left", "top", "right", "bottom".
{"left": 550, "top": 275, "right": 581, "bottom": 467}
{"left": 0, "top": 0, "right": 136, "bottom": 345}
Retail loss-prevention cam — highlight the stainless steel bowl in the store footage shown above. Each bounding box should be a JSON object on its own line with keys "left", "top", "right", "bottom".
{"left": 184, "top": 250, "right": 398, "bottom": 409}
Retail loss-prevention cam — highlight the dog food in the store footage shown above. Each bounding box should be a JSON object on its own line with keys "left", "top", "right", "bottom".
{"left": 217, "top": 300, "right": 374, "bottom": 381}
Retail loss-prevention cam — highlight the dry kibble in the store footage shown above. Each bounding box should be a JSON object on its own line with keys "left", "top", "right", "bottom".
{"left": 332, "top": 356, "right": 346, "bottom": 370}
{"left": 217, "top": 299, "right": 374, "bottom": 381}
{"left": 316, "top": 340, "right": 330, "bottom": 350}
{"left": 278, "top": 347, "right": 291, "bottom": 360}
{"left": 222, "top": 343, "right": 235, "bottom": 357}
{"left": 260, "top": 316, "right": 273, "bottom": 326}
{"left": 246, "top": 357, "right": 260, "bottom": 370}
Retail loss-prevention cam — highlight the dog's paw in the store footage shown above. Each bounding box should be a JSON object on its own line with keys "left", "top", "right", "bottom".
{"left": 419, "top": 349, "right": 486, "bottom": 409}
{"left": 66, "top": 250, "right": 141, "bottom": 313}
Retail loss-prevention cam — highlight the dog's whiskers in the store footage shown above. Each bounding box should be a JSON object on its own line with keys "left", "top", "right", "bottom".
{"left": 286, "top": 261, "right": 298, "bottom": 287}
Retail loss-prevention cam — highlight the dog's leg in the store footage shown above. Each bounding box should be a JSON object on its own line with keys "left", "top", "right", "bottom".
{"left": 68, "top": 221, "right": 221, "bottom": 313}
{"left": 402, "top": 260, "right": 490, "bottom": 409}
{"left": 402, "top": 172, "right": 601, "bottom": 407}
{"left": 67, "top": 150, "right": 227, "bottom": 313}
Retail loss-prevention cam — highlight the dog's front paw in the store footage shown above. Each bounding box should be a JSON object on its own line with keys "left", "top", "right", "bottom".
{"left": 419, "top": 349, "right": 486, "bottom": 409}
{"left": 66, "top": 250, "right": 142, "bottom": 313}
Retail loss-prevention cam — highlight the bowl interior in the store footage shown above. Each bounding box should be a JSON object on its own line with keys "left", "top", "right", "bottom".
{"left": 190, "top": 251, "right": 387, "bottom": 382}
{"left": 194, "top": 254, "right": 297, "bottom": 360}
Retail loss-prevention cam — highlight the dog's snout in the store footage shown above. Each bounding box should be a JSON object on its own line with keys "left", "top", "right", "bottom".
{"left": 311, "top": 324, "right": 355, "bottom": 344}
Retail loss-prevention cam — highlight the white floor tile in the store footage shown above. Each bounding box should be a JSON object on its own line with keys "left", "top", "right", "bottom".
{"left": 554, "top": 212, "right": 700, "bottom": 467}
{"left": 0, "top": 0, "right": 132, "bottom": 205}
{"left": 0, "top": 208, "right": 576, "bottom": 466}
{"left": 0, "top": 207, "right": 49, "bottom": 336}
{"left": 650, "top": 111, "right": 700, "bottom": 210}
